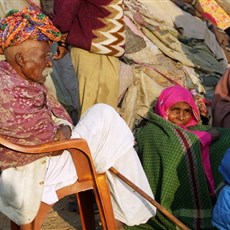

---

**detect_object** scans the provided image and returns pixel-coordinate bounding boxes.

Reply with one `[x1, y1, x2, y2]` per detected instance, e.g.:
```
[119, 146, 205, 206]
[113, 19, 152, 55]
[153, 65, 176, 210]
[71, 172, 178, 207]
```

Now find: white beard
[42, 67, 53, 78]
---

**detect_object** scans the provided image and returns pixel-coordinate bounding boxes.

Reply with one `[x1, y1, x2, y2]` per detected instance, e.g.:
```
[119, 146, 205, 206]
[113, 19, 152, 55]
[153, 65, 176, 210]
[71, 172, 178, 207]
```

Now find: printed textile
[0, 61, 72, 170]
[199, 0, 230, 30]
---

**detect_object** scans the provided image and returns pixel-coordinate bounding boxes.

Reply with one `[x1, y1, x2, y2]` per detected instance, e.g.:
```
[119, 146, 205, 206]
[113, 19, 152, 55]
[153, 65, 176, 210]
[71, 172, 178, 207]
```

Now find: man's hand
[48, 125, 72, 156]
[53, 32, 69, 60]
[54, 125, 72, 141]
[52, 46, 69, 60]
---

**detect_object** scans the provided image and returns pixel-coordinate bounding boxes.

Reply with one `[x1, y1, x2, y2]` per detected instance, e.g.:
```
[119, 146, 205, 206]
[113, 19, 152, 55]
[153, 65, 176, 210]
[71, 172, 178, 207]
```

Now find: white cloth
[43, 103, 156, 225]
[71, 103, 156, 225]
[0, 157, 47, 225]
[0, 103, 156, 226]
[41, 151, 77, 204]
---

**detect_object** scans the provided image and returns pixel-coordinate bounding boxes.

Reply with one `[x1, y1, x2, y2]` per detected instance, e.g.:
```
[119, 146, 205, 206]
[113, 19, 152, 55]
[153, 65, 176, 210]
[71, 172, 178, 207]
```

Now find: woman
[126, 85, 230, 229]
[155, 86, 219, 196]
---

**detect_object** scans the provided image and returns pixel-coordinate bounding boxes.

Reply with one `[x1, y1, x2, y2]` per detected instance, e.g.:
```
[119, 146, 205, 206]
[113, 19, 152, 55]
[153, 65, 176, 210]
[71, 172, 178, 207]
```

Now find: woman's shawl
[125, 111, 230, 230]
[0, 61, 72, 170]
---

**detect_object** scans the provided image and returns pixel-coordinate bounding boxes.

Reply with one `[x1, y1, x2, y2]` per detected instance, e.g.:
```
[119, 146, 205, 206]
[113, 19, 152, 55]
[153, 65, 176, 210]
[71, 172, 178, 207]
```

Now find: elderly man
[0, 0, 79, 124]
[0, 7, 156, 229]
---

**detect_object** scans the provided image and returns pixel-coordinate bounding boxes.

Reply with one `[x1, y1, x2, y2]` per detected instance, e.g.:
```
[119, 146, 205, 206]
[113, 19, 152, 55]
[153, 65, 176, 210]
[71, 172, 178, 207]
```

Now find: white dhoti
[43, 103, 156, 226]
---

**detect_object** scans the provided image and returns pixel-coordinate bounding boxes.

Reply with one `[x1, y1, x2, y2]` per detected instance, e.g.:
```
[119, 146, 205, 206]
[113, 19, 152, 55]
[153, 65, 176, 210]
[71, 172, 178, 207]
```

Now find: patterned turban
[0, 6, 61, 53]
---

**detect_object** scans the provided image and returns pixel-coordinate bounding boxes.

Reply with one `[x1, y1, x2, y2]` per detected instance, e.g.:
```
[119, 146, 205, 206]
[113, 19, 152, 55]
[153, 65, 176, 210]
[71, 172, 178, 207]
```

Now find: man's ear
[15, 52, 25, 67]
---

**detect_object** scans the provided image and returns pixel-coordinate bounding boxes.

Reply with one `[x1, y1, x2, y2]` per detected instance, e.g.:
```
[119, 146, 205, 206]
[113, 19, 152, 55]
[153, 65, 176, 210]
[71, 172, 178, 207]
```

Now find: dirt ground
[0, 196, 102, 230]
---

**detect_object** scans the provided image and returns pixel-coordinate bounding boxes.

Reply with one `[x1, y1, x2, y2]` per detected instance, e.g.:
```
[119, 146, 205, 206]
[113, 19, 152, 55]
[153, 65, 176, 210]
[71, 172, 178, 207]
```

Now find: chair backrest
[0, 137, 116, 230]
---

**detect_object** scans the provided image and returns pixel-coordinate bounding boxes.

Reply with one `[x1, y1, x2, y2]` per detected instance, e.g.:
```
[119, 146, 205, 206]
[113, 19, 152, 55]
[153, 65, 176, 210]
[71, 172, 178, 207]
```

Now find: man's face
[167, 102, 192, 126]
[21, 40, 52, 83]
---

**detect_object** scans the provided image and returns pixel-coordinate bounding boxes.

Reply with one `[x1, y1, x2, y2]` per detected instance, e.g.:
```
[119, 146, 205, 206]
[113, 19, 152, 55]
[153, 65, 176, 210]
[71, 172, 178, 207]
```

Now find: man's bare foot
[115, 219, 125, 230]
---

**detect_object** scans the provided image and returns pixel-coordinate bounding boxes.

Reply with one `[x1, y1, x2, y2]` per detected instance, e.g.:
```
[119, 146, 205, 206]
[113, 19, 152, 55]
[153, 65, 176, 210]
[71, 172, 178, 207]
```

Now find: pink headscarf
[155, 86, 200, 127]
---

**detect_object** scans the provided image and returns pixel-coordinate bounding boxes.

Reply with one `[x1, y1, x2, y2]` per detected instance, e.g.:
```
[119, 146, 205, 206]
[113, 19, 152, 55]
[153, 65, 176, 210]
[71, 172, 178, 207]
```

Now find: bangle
[57, 41, 69, 49]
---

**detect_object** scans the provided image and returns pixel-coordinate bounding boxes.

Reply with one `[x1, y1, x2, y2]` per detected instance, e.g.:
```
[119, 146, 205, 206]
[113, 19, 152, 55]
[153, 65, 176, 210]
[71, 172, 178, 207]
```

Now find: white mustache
[42, 67, 53, 78]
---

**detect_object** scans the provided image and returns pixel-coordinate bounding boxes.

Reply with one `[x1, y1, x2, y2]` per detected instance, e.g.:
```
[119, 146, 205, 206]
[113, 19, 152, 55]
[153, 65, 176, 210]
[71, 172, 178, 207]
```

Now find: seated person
[0, 7, 156, 229]
[211, 68, 230, 128]
[155, 86, 219, 196]
[125, 85, 230, 229]
[212, 148, 230, 230]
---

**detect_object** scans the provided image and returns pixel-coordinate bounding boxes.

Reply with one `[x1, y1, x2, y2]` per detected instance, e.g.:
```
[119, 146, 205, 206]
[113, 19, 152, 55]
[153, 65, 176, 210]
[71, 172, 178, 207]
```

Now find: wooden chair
[0, 136, 116, 230]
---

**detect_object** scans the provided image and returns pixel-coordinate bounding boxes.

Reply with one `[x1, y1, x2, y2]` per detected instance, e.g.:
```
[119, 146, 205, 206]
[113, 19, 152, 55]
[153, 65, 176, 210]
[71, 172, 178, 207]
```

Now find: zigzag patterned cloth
[125, 111, 230, 230]
[90, 0, 125, 57]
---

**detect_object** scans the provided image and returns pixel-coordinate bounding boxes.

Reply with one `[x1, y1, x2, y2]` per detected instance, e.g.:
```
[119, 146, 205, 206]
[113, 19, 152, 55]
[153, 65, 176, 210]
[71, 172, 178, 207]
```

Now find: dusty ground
[0, 196, 102, 230]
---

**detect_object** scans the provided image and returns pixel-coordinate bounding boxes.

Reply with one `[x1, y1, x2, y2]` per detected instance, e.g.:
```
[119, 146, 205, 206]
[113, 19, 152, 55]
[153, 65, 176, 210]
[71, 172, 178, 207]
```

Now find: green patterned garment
[125, 111, 230, 230]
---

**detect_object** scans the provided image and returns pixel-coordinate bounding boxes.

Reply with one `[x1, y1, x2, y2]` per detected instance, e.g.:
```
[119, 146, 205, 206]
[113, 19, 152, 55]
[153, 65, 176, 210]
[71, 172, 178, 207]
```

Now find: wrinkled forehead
[4, 39, 51, 61]
[168, 101, 192, 110]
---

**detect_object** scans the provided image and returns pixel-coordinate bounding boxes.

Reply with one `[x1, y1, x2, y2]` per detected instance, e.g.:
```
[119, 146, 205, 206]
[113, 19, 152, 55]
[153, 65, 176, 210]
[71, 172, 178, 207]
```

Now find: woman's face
[167, 102, 192, 126]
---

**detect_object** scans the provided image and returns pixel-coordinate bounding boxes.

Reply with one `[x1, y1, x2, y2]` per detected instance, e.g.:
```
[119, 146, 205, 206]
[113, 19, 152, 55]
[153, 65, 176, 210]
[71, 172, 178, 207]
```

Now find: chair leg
[11, 221, 20, 230]
[32, 202, 53, 230]
[11, 221, 33, 230]
[11, 202, 52, 230]
[94, 174, 116, 230]
[76, 190, 96, 230]
[19, 224, 33, 230]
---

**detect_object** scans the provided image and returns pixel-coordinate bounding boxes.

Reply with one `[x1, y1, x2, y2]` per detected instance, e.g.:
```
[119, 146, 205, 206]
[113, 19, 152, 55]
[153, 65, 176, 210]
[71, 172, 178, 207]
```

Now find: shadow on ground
[0, 196, 102, 230]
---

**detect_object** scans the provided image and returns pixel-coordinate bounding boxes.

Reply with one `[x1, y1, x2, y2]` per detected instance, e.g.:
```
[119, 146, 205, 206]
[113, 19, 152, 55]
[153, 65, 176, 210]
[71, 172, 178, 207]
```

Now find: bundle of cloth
[118, 0, 229, 130]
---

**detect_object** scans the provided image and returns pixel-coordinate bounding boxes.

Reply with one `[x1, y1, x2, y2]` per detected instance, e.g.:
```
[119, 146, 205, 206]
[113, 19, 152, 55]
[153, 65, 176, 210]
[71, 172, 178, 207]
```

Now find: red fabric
[52, 0, 113, 50]
[201, 12, 218, 26]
